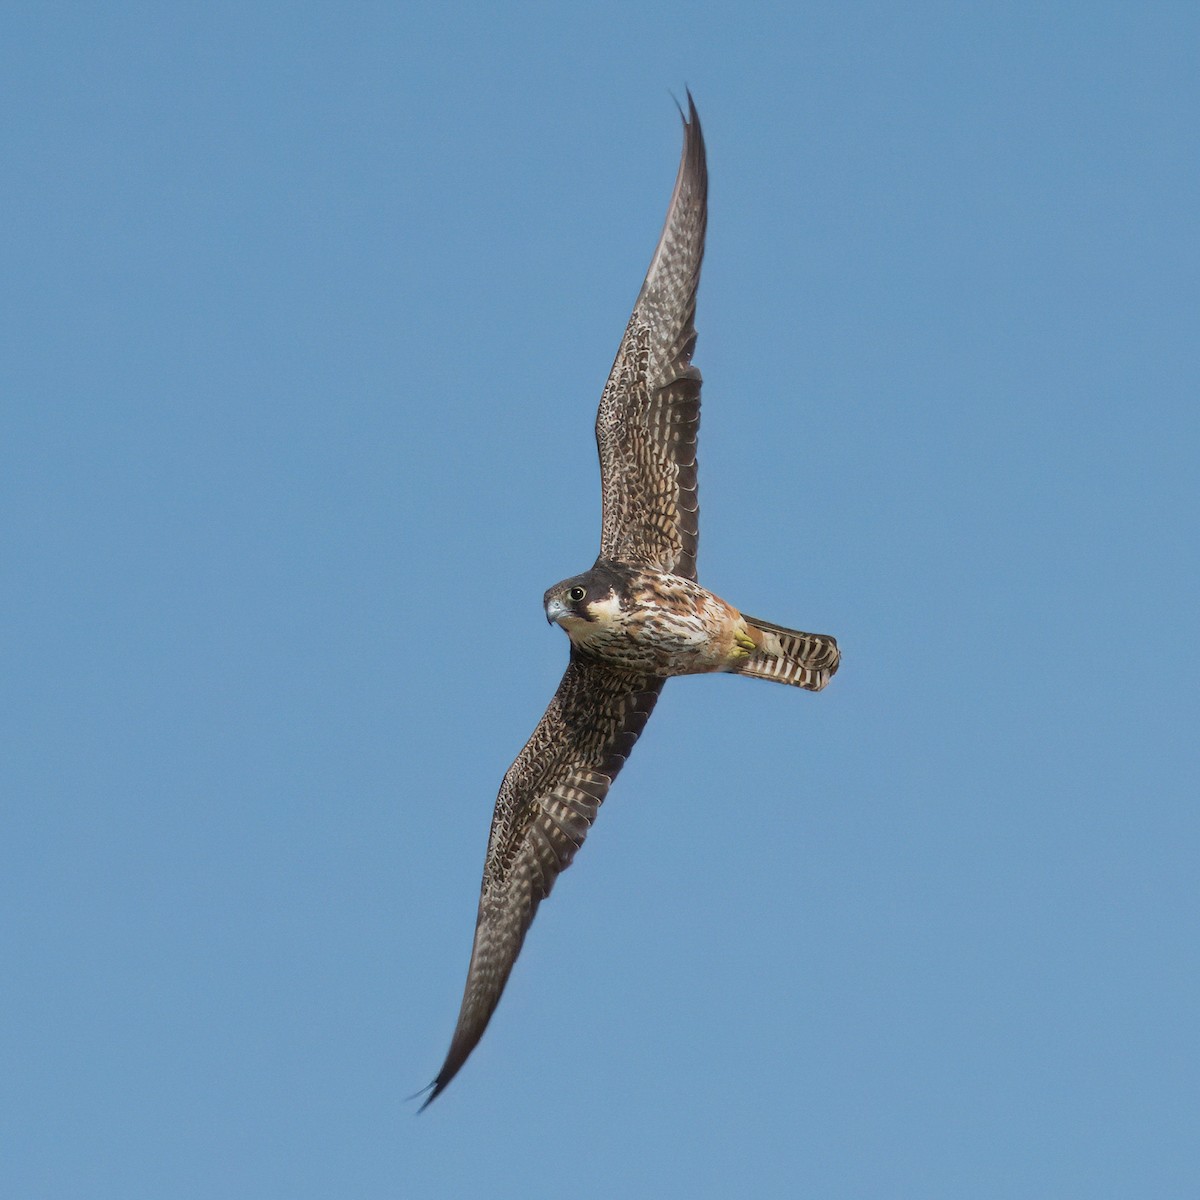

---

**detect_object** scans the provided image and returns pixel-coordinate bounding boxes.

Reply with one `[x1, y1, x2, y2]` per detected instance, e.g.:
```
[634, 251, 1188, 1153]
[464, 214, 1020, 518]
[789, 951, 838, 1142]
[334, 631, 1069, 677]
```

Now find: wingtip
[672, 86, 701, 131]
[413, 1029, 479, 1112]
[666, 88, 706, 197]
[408, 1078, 442, 1113]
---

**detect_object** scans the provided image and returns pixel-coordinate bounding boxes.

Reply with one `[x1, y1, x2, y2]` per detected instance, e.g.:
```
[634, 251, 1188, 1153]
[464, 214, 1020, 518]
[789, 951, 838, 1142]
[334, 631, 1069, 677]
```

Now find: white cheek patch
[584, 594, 623, 626]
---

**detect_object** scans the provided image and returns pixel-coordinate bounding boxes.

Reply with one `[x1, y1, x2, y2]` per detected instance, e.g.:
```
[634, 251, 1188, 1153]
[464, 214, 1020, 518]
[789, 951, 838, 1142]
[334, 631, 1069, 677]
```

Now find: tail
[735, 615, 840, 692]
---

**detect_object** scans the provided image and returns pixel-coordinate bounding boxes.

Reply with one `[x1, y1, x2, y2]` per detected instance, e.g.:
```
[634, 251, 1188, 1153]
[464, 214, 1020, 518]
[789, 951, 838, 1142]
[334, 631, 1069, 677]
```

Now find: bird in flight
[420, 95, 839, 1108]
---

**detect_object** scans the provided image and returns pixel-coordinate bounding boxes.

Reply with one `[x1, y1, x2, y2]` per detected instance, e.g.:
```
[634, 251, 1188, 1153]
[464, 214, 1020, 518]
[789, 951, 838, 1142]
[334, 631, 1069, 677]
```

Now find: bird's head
[543, 566, 623, 632]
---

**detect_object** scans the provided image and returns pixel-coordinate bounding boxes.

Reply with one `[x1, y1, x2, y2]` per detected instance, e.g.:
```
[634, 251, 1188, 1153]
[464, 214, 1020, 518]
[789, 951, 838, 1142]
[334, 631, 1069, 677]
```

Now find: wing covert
[596, 94, 707, 581]
[422, 655, 663, 1106]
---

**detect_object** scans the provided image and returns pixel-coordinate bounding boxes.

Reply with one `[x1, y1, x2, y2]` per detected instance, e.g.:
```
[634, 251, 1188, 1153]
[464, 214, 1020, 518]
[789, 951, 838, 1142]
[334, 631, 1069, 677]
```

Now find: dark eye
[567, 585, 586, 603]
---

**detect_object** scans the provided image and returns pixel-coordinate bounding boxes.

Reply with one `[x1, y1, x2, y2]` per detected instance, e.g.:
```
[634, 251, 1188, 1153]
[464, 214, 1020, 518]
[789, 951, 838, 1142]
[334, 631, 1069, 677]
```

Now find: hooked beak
[545, 596, 567, 626]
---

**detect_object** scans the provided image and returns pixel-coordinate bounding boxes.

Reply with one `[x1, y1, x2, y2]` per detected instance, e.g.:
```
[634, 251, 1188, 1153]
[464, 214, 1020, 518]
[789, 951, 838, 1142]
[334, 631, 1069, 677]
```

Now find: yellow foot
[733, 627, 757, 657]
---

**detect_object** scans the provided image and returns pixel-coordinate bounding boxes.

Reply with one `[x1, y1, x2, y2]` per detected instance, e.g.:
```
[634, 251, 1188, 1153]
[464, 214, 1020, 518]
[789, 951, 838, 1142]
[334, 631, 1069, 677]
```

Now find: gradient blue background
[4, 4, 1197, 1197]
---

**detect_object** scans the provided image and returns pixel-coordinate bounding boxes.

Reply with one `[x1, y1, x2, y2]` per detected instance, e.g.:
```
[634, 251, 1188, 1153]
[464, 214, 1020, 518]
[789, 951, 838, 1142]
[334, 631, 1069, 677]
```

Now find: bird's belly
[571, 580, 742, 676]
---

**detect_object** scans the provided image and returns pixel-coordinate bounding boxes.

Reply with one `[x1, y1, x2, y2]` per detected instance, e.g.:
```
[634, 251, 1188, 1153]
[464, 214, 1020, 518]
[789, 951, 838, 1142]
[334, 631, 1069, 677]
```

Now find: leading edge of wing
[419, 655, 664, 1109]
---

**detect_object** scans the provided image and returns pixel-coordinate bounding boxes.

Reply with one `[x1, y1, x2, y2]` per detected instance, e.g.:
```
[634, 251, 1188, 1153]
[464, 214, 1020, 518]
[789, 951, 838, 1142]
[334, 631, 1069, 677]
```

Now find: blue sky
[3, 3, 1197, 1197]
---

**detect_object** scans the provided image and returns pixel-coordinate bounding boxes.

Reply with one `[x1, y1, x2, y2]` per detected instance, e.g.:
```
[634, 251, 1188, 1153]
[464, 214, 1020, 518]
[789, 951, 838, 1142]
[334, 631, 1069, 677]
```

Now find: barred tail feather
[735, 615, 840, 692]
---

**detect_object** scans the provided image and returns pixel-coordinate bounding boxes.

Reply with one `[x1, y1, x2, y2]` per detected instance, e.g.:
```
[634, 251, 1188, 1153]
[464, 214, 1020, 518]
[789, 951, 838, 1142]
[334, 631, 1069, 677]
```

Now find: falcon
[420, 96, 839, 1107]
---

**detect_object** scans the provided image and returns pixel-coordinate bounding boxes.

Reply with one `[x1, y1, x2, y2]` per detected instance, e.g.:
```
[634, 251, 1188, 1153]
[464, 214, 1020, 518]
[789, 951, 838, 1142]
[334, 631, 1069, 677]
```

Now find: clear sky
[3, 4, 1197, 1197]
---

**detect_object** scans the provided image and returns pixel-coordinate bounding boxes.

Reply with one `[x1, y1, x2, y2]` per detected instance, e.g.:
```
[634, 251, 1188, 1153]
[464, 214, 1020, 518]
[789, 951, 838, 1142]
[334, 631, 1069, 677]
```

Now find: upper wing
[596, 95, 707, 581]
[422, 655, 663, 1107]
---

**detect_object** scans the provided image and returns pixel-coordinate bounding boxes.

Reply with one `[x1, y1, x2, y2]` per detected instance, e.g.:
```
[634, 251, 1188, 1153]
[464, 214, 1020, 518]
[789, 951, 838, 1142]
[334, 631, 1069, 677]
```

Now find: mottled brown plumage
[596, 101, 705, 582]
[421, 95, 839, 1108]
[423, 657, 662, 1105]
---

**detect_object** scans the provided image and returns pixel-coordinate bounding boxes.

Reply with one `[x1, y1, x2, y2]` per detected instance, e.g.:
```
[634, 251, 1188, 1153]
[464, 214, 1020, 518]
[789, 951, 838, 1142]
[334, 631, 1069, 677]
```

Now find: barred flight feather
[736, 616, 841, 692]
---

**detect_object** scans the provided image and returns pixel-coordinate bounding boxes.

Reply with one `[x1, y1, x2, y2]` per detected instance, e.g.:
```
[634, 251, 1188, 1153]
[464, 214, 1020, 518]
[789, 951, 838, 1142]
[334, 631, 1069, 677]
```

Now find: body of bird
[545, 559, 752, 676]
